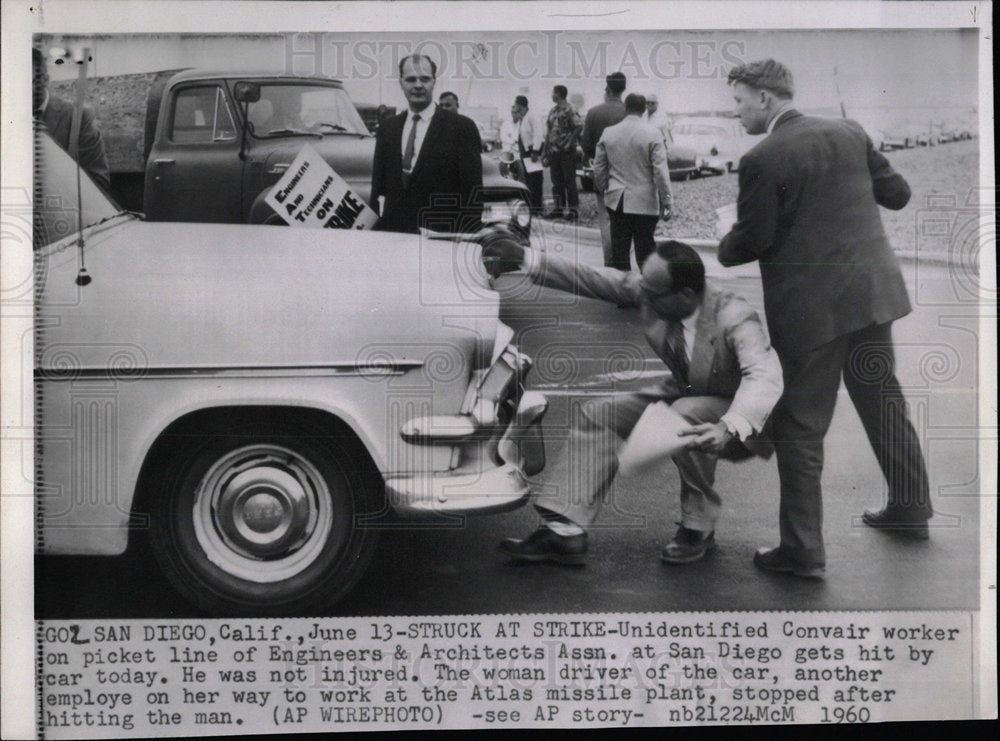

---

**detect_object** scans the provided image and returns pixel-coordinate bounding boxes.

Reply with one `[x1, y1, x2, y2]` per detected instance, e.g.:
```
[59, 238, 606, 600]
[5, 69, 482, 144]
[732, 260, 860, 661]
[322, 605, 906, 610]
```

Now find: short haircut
[606, 71, 627, 95]
[552, 84, 568, 99]
[439, 91, 458, 102]
[514, 95, 528, 108]
[398, 54, 438, 78]
[655, 240, 706, 294]
[624, 93, 646, 115]
[727, 59, 794, 99]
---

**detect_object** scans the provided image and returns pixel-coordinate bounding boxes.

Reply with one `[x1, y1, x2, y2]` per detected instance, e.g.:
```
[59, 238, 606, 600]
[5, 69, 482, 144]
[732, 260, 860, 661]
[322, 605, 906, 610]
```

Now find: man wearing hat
[483, 236, 783, 565]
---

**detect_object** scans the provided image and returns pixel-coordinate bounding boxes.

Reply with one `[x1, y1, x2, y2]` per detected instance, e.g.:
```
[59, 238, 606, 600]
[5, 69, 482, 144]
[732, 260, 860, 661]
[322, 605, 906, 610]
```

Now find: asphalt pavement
[36, 219, 983, 618]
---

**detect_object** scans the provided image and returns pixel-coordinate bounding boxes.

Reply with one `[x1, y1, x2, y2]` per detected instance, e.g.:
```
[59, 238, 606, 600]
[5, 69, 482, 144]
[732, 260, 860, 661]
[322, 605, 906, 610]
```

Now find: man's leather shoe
[862, 508, 930, 540]
[661, 526, 716, 564]
[753, 547, 825, 580]
[499, 526, 587, 565]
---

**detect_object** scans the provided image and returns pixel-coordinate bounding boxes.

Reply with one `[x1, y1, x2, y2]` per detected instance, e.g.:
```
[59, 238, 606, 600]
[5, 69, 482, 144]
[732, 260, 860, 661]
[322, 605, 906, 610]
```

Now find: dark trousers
[771, 321, 932, 566]
[548, 150, 579, 215]
[524, 169, 544, 213]
[607, 199, 658, 271]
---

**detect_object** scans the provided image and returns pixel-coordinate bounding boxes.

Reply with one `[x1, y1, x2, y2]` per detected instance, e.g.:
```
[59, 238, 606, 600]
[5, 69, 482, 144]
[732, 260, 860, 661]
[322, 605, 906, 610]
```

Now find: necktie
[403, 113, 420, 173]
[666, 320, 689, 385]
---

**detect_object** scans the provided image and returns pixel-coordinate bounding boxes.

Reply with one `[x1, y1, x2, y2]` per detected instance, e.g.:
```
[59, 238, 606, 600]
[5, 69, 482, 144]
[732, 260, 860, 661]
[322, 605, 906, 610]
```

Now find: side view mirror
[233, 81, 261, 103]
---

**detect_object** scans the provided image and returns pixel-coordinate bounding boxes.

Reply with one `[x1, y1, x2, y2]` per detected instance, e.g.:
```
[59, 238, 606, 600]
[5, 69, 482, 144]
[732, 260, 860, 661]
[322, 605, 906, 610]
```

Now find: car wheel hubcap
[193, 444, 336, 583]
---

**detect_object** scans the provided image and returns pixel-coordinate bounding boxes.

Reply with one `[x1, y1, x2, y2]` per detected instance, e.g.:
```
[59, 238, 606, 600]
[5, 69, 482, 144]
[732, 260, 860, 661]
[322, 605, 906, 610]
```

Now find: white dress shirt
[401, 103, 436, 170]
[766, 104, 794, 135]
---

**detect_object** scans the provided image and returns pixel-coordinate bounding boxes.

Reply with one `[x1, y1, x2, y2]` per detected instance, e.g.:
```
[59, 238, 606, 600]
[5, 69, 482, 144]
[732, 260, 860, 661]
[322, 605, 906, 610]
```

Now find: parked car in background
[670, 116, 762, 174]
[476, 120, 502, 152]
[34, 129, 548, 616]
[880, 121, 914, 149]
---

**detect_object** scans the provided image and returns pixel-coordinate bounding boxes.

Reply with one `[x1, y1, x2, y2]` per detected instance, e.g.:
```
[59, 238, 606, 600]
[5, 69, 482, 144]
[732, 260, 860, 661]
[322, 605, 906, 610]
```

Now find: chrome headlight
[482, 198, 532, 236]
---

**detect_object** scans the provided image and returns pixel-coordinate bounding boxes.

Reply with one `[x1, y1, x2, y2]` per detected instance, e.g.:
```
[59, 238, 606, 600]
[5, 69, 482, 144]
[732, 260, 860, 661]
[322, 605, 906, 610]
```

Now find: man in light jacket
[593, 94, 672, 271]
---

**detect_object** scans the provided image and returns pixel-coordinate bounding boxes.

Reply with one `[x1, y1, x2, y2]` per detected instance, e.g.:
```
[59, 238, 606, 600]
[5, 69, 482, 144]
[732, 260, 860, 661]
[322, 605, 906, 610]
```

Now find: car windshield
[246, 84, 369, 137]
[35, 131, 122, 247]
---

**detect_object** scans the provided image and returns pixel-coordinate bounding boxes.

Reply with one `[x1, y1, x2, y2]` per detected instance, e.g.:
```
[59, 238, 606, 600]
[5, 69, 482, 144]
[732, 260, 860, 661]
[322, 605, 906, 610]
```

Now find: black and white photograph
[2, 1, 995, 736]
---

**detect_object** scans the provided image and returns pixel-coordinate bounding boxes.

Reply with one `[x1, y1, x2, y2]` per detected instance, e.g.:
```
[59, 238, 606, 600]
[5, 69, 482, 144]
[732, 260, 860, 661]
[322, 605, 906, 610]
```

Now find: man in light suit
[593, 94, 673, 271]
[718, 59, 932, 579]
[483, 237, 783, 565]
[371, 55, 483, 234]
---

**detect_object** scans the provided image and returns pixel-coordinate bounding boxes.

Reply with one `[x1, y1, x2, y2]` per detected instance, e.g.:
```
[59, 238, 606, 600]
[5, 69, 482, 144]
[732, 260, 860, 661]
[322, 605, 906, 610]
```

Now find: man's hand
[530, 151, 539, 163]
[661, 204, 673, 222]
[479, 227, 526, 277]
[678, 422, 732, 455]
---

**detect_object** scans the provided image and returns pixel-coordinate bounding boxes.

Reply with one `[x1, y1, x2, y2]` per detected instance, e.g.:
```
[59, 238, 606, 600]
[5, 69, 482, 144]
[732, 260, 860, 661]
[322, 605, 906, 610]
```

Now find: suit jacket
[580, 98, 625, 161]
[523, 250, 783, 456]
[593, 116, 672, 216]
[41, 95, 111, 193]
[718, 110, 912, 357]
[371, 106, 483, 234]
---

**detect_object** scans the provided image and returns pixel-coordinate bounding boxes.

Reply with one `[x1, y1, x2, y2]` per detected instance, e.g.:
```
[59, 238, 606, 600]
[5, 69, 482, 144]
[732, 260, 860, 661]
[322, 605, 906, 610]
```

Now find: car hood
[36, 219, 501, 372]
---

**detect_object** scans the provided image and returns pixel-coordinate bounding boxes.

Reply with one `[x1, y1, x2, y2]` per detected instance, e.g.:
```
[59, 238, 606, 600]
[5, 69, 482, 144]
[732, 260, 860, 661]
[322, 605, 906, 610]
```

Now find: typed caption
[37, 611, 978, 736]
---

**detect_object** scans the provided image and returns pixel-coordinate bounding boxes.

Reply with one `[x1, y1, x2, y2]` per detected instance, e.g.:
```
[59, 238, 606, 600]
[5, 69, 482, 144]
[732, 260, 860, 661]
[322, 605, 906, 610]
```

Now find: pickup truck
[58, 69, 531, 236]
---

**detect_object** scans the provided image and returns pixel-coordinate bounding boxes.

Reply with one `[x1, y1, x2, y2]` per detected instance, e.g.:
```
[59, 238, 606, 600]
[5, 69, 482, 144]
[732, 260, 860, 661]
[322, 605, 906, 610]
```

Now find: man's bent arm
[865, 131, 911, 210]
[719, 298, 783, 432]
[717, 151, 780, 266]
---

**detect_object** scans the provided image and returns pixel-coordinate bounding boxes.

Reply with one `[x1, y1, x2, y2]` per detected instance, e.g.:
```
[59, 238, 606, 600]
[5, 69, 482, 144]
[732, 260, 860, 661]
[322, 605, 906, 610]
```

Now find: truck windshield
[35, 131, 123, 247]
[246, 84, 369, 137]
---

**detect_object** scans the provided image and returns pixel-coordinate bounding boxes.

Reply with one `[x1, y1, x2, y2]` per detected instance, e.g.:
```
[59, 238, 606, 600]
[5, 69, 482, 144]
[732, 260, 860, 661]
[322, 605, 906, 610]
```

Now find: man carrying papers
[482, 237, 783, 565]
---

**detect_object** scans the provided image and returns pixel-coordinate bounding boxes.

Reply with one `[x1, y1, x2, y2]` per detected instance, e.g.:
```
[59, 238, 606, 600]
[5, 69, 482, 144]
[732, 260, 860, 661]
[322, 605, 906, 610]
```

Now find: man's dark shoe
[753, 547, 825, 580]
[661, 526, 716, 564]
[499, 526, 587, 565]
[862, 508, 930, 540]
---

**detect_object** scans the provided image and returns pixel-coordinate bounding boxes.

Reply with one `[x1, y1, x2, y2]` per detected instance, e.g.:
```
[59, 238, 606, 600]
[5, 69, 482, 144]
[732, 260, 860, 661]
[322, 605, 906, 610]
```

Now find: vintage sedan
[34, 131, 547, 616]
[670, 116, 763, 175]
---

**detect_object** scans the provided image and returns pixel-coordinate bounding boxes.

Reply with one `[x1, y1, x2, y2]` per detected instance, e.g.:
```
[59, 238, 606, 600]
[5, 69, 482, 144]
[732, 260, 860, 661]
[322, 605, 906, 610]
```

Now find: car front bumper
[385, 390, 548, 515]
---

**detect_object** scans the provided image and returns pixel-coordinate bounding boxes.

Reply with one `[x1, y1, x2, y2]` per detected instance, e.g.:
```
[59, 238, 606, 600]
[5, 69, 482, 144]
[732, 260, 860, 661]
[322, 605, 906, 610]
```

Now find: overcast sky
[40, 28, 977, 119]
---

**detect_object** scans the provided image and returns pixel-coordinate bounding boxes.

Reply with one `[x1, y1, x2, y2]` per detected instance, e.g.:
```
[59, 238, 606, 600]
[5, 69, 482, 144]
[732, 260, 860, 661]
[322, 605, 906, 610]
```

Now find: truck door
[144, 83, 243, 222]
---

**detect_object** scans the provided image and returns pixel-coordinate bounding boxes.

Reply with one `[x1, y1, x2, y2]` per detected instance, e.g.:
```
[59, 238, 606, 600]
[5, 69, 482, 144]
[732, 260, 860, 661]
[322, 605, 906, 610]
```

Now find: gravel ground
[573, 138, 980, 254]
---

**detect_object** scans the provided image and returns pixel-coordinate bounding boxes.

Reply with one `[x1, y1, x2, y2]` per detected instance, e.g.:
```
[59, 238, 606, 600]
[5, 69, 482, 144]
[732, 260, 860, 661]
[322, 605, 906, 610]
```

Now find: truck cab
[143, 70, 531, 234]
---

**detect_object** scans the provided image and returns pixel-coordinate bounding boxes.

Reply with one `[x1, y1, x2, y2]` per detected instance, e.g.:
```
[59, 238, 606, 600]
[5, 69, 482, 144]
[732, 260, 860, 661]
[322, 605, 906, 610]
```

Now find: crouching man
[482, 237, 783, 565]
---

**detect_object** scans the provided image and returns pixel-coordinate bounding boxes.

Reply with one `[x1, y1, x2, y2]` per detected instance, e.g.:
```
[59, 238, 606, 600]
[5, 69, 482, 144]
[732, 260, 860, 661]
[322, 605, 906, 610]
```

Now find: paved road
[36, 223, 984, 617]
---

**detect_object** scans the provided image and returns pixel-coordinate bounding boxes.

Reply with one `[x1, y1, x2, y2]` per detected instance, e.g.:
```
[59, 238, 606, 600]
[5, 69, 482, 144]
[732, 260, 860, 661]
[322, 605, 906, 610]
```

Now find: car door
[144, 82, 243, 222]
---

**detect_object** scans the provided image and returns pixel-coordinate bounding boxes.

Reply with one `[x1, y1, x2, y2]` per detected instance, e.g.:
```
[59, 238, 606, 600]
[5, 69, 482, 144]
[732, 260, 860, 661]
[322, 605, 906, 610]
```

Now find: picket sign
[264, 143, 378, 229]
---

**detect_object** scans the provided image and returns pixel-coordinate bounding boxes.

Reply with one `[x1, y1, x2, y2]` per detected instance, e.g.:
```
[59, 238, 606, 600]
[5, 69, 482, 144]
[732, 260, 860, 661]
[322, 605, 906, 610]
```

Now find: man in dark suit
[32, 47, 111, 193]
[371, 55, 483, 235]
[581, 71, 627, 264]
[483, 237, 783, 565]
[718, 59, 933, 579]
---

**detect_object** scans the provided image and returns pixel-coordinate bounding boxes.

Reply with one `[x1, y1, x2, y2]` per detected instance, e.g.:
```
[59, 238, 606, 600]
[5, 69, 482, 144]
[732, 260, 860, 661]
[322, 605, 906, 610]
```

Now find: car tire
[149, 417, 381, 616]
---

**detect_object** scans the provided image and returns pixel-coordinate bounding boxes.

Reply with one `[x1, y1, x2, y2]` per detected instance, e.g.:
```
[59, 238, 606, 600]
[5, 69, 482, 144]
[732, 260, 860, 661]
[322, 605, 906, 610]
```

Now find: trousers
[607, 200, 658, 271]
[548, 150, 579, 214]
[771, 321, 932, 566]
[532, 387, 733, 531]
